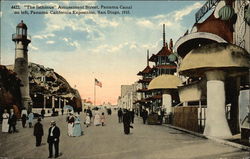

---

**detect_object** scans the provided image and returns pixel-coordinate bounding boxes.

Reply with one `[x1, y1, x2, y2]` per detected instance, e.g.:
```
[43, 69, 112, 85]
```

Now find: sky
[0, 0, 206, 105]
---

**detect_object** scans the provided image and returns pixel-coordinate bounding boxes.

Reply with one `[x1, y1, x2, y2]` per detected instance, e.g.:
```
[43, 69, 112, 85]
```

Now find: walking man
[86, 107, 92, 121]
[130, 109, 135, 124]
[142, 109, 148, 124]
[21, 108, 28, 128]
[8, 109, 17, 133]
[123, 109, 131, 135]
[41, 108, 45, 119]
[118, 108, 123, 123]
[47, 121, 60, 158]
[33, 118, 44, 147]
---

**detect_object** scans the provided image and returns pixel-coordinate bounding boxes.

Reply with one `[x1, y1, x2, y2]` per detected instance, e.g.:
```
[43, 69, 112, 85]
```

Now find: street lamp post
[43, 95, 46, 109]
[59, 97, 61, 109]
[52, 96, 55, 109]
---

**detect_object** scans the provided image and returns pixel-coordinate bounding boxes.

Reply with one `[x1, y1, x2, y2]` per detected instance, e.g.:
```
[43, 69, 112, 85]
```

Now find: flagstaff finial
[147, 50, 149, 66]
[163, 24, 166, 47]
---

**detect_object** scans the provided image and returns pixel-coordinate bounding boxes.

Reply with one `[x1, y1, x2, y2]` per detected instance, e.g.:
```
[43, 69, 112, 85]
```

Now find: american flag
[95, 78, 102, 88]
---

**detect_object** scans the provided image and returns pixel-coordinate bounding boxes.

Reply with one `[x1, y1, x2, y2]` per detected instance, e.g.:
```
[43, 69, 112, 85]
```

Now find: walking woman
[2, 109, 9, 133]
[85, 113, 91, 127]
[73, 114, 83, 137]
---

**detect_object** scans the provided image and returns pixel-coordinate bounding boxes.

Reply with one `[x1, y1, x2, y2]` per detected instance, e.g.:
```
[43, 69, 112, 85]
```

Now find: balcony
[12, 33, 31, 42]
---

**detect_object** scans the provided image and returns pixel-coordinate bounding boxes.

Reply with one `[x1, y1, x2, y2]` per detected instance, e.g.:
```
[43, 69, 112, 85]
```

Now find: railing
[197, 105, 207, 133]
[12, 33, 31, 41]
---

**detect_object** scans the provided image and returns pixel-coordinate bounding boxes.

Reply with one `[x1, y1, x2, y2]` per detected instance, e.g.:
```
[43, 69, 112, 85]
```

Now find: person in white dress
[67, 113, 74, 136]
[93, 111, 101, 126]
[85, 113, 91, 127]
[2, 109, 10, 133]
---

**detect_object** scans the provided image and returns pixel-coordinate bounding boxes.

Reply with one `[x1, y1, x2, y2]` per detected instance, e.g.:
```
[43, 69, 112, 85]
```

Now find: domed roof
[174, 13, 233, 58]
[17, 20, 27, 29]
[148, 75, 182, 90]
[179, 43, 250, 77]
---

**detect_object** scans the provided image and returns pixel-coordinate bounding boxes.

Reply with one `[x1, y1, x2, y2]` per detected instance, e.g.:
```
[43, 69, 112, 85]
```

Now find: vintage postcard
[0, 0, 250, 158]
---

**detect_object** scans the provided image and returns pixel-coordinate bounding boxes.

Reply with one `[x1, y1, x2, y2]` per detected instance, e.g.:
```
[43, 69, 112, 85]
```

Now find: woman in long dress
[85, 113, 91, 127]
[93, 111, 101, 126]
[73, 114, 83, 137]
[67, 113, 75, 136]
[28, 112, 34, 128]
[2, 109, 9, 133]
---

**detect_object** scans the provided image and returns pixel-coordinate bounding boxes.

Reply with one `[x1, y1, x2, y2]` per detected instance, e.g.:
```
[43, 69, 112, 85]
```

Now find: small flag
[95, 78, 102, 88]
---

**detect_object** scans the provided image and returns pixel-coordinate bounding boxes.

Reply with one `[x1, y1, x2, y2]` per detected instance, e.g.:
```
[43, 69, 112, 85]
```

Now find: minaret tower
[12, 20, 31, 111]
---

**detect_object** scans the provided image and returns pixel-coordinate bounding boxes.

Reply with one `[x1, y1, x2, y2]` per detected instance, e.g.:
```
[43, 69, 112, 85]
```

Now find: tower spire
[163, 24, 166, 47]
[147, 50, 149, 66]
[169, 38, 173, 52]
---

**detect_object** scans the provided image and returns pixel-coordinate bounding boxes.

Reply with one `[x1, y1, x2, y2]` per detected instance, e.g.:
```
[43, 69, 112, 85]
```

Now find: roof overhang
[148, 75, 182, 90]
[179, 43, 250, 77]
[174, 32, 227, 58]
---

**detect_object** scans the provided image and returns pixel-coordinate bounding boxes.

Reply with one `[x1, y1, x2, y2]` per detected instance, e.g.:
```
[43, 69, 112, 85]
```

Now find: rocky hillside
[5, 63, 82, 111]
[0, 65, 22, 115]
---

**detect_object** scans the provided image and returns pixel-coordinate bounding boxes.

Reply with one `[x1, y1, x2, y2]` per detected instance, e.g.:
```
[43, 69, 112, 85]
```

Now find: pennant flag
[95, 78, 102, 88]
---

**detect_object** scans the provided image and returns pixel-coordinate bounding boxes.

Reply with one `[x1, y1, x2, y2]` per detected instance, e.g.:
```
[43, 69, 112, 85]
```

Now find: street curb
[162, 124, 250, 151]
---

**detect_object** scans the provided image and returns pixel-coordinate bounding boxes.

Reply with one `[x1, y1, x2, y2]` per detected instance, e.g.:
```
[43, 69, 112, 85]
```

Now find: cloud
[29, 44, 38, 51]
[63, 37, 69, 42]
[33, 33, 55, 39]
[91, 42, 130, 54]
[136, 19, 154, 28]
[174, 2, 203, 21]
[46, 41, 55, 44]
[62, 38, 80, 48]
[69, 41, 80, 48]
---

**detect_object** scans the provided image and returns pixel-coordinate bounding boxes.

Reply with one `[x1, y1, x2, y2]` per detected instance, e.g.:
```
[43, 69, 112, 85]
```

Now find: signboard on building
[195, 0, 220, 22]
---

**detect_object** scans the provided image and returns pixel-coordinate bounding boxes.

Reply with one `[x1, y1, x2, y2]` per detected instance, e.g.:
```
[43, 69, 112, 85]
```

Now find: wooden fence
[173, 106, 199, 132]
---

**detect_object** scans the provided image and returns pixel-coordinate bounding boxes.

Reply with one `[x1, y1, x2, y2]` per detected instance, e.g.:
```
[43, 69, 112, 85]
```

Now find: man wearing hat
[33, 118, 44, 147]
[47, 121, 60, 158]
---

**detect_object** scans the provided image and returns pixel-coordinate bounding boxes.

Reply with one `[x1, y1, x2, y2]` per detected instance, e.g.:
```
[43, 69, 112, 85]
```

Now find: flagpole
[94, 79, 96, 106]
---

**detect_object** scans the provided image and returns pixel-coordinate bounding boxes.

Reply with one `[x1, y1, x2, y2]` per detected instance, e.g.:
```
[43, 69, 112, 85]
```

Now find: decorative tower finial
[147, 50, 149, 66]
[163, 24, 166, 47]
[169, 39, 173, 52]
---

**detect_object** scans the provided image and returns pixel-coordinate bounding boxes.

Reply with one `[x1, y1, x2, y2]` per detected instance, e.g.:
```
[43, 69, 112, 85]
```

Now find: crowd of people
[117, 108, 137, 135]
[1, 106, 161, 158]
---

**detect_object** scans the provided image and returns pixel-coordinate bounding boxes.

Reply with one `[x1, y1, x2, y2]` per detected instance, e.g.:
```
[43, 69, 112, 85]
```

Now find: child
[85, 113, 91, 127]
[100, 112, 105, 126]
[33, 118, 43, 146]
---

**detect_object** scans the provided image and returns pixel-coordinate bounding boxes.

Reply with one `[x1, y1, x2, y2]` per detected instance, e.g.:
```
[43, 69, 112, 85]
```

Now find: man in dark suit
[118, 108, 123, 123]
[8, 109, 17, 133]
[123, 109, 132, 135]
[142, 109, 148, 124]
[86, 107, 92, 120]
[47, 121, 60, 158]
[33, 118, 44, 146]
[41, 108, 45, 119]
